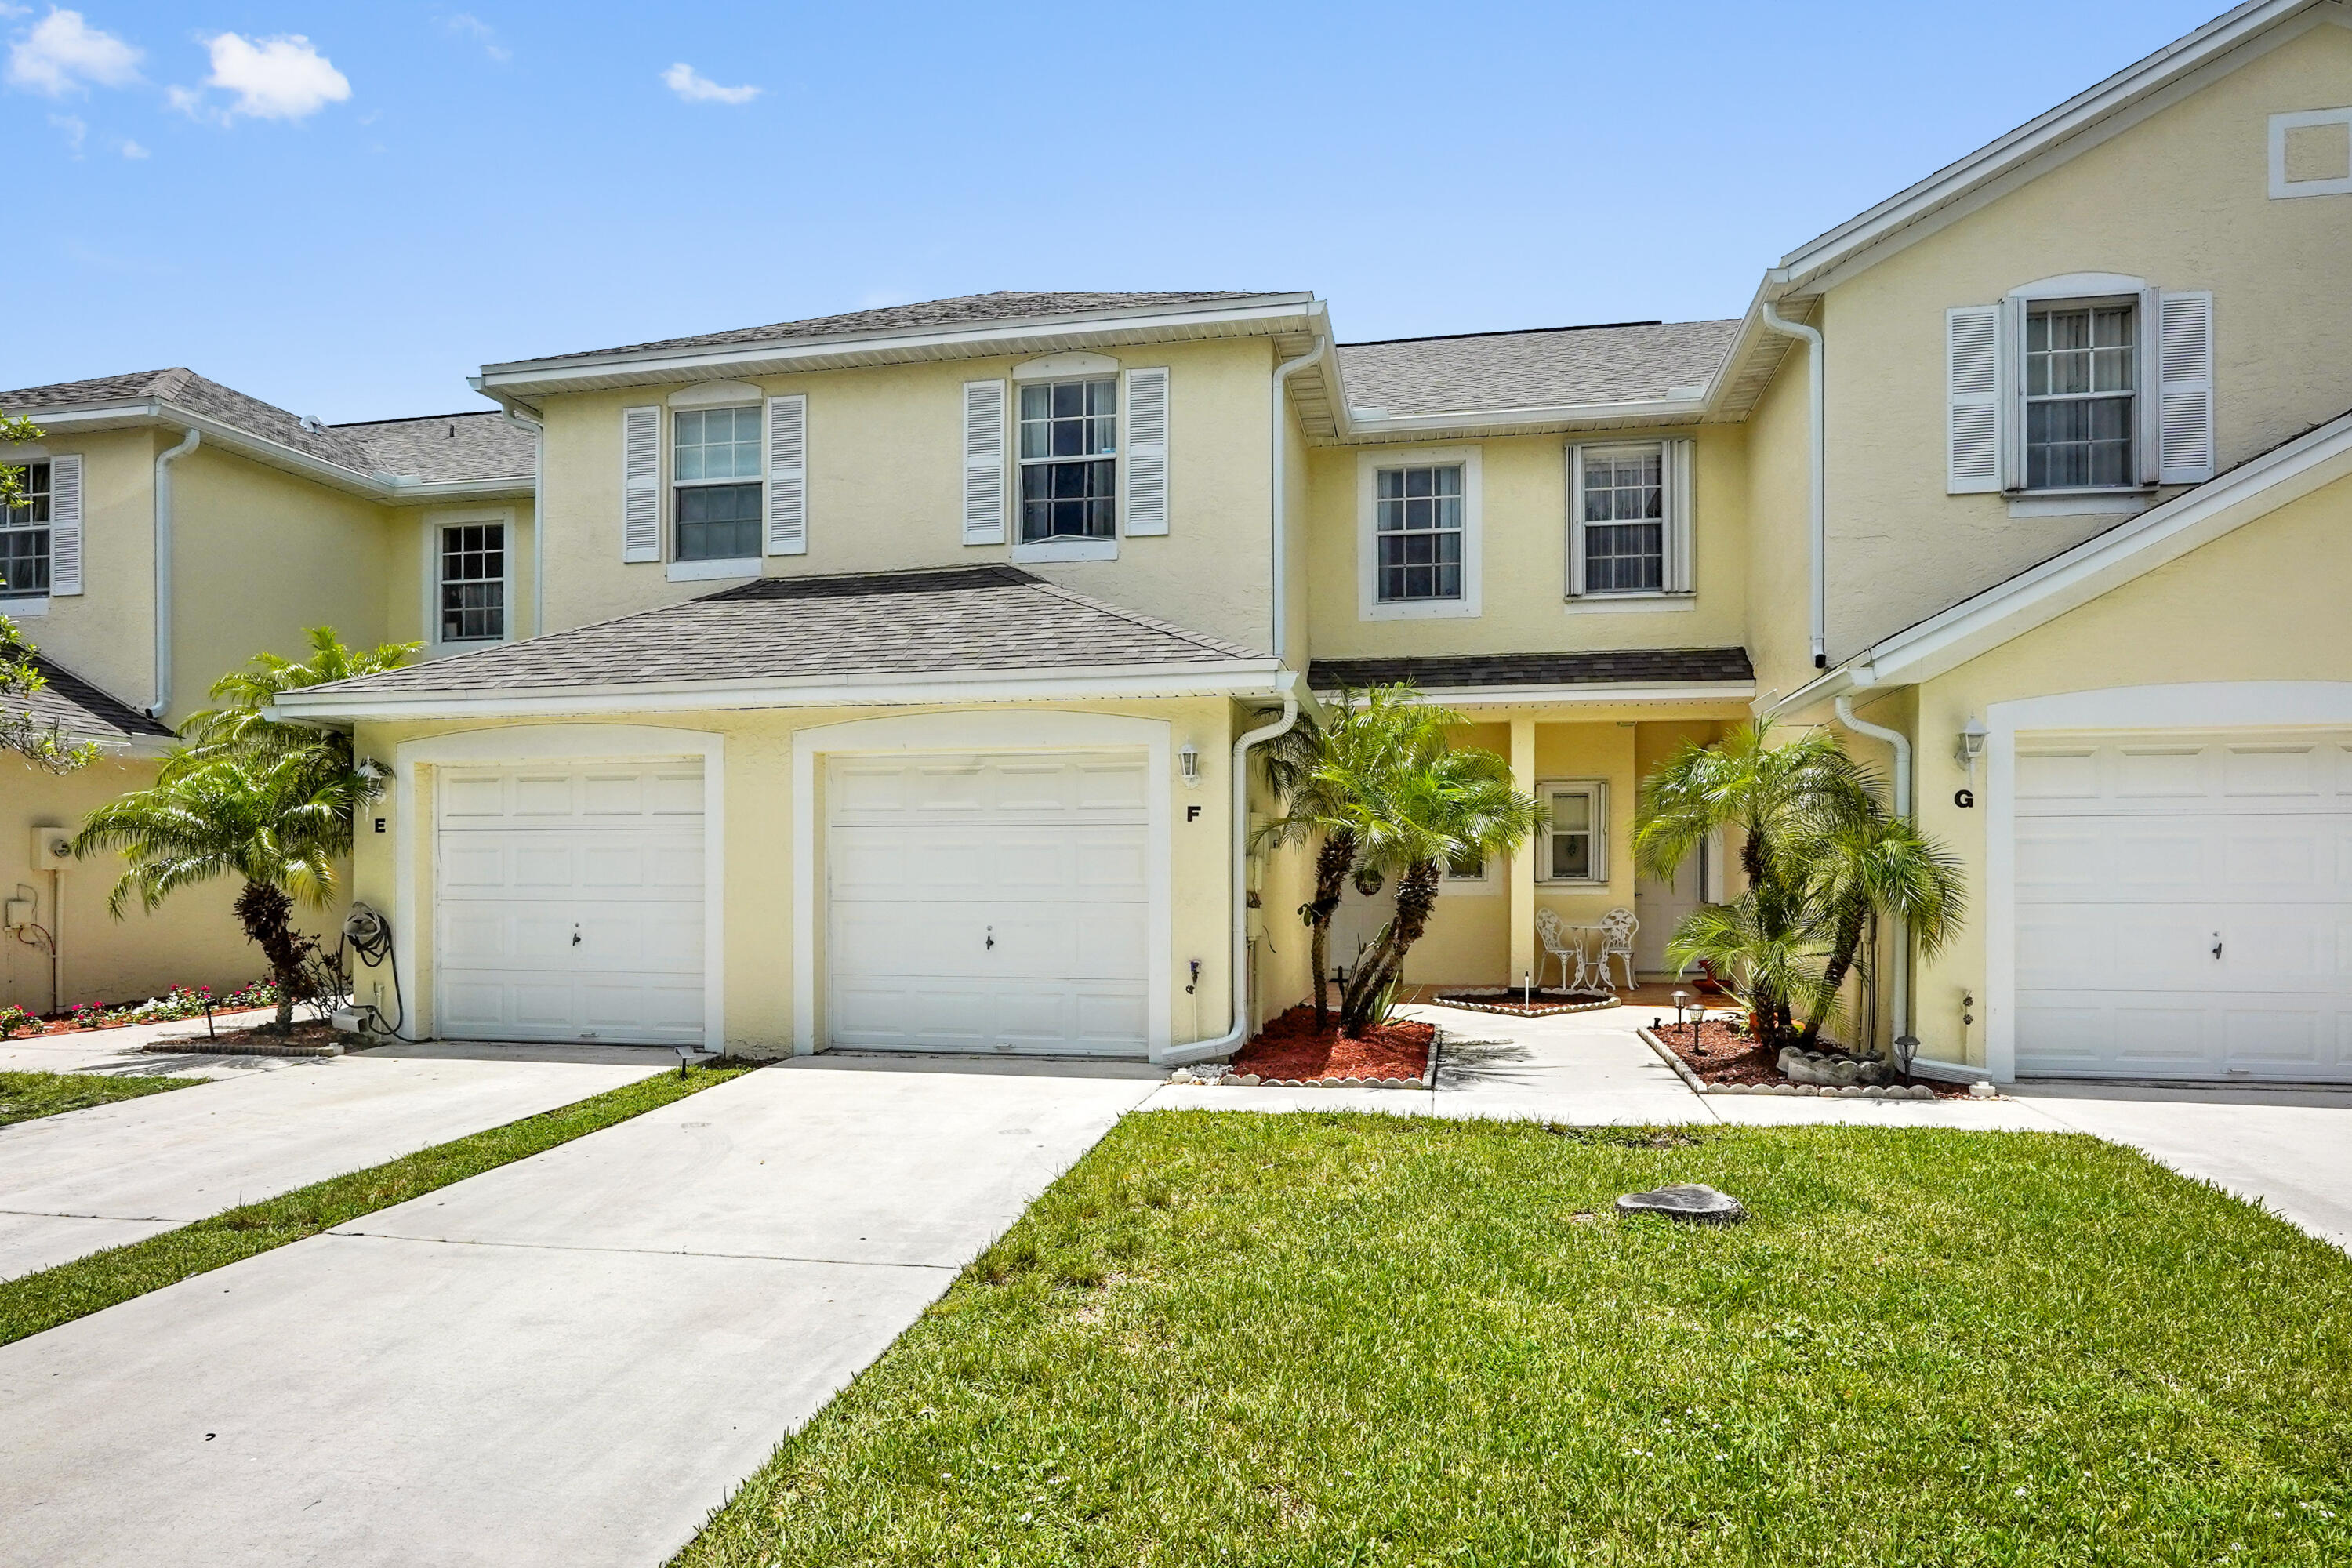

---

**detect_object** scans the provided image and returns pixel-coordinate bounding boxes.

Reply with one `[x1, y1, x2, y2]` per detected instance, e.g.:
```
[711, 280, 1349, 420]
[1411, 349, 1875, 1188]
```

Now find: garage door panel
[826, 752, 1151, 1056]
[434, 762, 705, 1047]
[2016, 728, 2352, 1081]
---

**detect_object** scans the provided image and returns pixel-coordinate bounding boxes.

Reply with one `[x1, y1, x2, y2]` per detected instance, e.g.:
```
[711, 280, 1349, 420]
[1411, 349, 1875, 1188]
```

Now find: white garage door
[826, 750, 1150, 1056]
[2014, 729, 2352, 1081]
[435, 762, 706, 1047]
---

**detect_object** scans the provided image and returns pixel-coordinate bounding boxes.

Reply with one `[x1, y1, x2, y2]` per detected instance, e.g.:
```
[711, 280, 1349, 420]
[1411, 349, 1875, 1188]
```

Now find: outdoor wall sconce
[1955, 717, 1988, 777]
[1178, 741, 1201, 786]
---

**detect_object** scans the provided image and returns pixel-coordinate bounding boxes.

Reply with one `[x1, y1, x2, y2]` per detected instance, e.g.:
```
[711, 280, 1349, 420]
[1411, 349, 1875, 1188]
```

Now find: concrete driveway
[0, 1054, 1160, 1568]
[0, 1043, 666, 1279]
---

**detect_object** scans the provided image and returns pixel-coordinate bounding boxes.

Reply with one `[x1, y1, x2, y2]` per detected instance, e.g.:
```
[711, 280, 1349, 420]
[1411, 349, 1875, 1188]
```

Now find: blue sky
[8, 1, 2229, 422]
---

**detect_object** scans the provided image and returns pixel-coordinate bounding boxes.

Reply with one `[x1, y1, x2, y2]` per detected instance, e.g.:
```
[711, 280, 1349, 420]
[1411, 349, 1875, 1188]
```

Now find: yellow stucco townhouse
[13, 0, 2340, 1088]
[1, 368, 539, 1014]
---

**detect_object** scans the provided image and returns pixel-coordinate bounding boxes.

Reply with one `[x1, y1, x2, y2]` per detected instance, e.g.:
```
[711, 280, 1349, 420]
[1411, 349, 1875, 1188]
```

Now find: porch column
[1509, 716, 1537, 985]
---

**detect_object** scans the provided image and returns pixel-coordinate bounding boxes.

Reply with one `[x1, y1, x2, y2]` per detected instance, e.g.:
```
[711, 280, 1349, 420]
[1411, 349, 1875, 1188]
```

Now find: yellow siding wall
[350, 698, 1243, 1056]
[1303, 428, 1751, 660]
[383, 501, 540, 653]
[1911, 468, 2352, 1065]
[535, 338, 1278, 651]
[1815, 20, 2352, 658]
[3, 756, 278, 1012]
[5, 428, 161, 712]
[1741, 341, 1819, 705]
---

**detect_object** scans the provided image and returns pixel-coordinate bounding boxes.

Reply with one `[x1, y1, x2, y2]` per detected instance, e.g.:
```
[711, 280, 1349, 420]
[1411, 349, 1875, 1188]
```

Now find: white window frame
[668, 401, 764, 580]
[0, 456, 53, 612]
[419, 507, 517, 658]
[1534, 779, 1607, 886]
[1009, 371, 1121, 564]
[1438, 842, 1499, 895]
[2268, 107, 2352, 200]
[2002, 273, 2158, 505]
[1566, 439, 1693, 603]
[1356, 446, 1482, 621]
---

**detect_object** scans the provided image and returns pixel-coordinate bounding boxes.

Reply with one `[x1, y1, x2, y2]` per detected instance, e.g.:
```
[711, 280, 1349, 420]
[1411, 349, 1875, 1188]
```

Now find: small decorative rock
[1615, 1184, 1747, 1225]
[1969, 1081, 1998, 1099]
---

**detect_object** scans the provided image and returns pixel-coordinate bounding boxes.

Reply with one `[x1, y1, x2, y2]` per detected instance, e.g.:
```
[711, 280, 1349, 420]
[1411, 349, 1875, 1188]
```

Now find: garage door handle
[2212, 935, 2223, 960]
[572, 924, 583, 948]
[985, 927, 995, 951]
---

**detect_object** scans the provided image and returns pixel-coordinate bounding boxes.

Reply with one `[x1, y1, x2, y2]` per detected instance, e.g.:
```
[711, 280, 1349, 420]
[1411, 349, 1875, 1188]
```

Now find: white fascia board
[1790, 410, 2352, 706]
[4, 400, 163, 432]
[1379, 681, 1757, 707]
[478, 296, 1321, 395]
[1340, 396, 1711, 442]
[273, 660, 1290, 721]
[380, 475, 535, 505]
[1770, 0, 2316, 292]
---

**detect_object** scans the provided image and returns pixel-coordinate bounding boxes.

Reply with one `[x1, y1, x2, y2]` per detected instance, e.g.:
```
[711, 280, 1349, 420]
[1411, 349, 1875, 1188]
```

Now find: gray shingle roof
[4, 655, 174, 744]
[0, 369, 529, 485]
[1309, 648, 1755, 691]
[339, 412, 535, 483]
[532, 291, 1287, 364]
[1336, 320, 1740, 416]
[294, 566, 1271, 700]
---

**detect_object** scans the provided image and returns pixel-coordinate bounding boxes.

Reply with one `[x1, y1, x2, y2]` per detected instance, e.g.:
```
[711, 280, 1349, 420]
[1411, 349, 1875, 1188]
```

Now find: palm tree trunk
[232, 880, 307, 1032]
[1303, 829, 1356, 1030]
[1798, 900, 1869, 1048]
[1339, 860, 1440, 1036]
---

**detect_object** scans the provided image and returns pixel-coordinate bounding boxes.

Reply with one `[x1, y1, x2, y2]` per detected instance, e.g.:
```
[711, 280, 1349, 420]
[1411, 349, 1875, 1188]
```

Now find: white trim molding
[789, 709, 1174, 1058]
[666, 557, 760, 583]
[389, 723, 727, 1053]
[1356, 445, 1483, 622]
[2269, 106, 2352, 198]
[1982, 681, 2352, 1083]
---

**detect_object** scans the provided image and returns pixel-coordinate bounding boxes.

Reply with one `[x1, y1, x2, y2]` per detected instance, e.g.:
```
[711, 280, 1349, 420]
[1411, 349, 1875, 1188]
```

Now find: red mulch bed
[5, 1004, 274, 1038]
[1650, 1017, 1972, 1098]
[1233, 1004, 1434, 1084]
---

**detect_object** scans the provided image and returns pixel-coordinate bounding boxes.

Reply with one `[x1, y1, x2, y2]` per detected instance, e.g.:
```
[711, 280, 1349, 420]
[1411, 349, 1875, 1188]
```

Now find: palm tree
[1788, 808, 1967, 1048]
[1330, 710, 1541, 1038]
[166, 625, 418, 781]
[1258, 688, 1432, 1029]
[74, 752, 383, 1030]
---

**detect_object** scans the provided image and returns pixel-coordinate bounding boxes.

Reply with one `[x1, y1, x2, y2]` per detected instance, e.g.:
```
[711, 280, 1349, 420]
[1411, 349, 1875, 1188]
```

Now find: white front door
[1635, 837, 1708, 977]
[826, 750, 1150, 1056]
[434, 761, 706, 1046]
[2013, 728, 2352, 1081]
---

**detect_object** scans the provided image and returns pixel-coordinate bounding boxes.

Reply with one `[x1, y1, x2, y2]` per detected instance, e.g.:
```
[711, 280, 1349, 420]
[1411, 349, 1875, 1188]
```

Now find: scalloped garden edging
[1636, 1026, 1962, 1101]
[1428, 988, 1621, 1018]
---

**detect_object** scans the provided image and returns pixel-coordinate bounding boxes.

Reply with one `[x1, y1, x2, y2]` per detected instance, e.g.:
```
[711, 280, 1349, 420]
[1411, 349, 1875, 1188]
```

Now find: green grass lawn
[677, 1114, 2352, 1568]
[0, 1069, 194, 1127]
[0, 1060, 752, 1346]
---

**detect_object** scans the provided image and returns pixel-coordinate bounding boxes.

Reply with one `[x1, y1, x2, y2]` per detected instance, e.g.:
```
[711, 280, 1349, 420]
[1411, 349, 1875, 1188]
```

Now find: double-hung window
[672, 405, 763, 562]
[1, 461, 49, 600]
[1375, 463, 1464, 602]
[2024, 300, 2136, 490]
[1537, 781, 1606, 884]
[1018, 376, 1117, 542]
[1577, 445, 1664, 593]
[438, 522, 505, 643]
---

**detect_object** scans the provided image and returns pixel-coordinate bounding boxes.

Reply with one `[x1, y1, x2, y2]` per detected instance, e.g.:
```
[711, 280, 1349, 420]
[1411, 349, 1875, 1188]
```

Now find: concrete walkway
[0, 1042, 667, 1279]
[0, 1055, 1160, 1568]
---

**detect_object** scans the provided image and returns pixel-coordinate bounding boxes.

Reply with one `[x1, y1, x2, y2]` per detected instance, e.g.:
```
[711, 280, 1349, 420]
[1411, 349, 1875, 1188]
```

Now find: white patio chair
[1595, 907, 1639, 993]
[1534, 908, 1586, 993]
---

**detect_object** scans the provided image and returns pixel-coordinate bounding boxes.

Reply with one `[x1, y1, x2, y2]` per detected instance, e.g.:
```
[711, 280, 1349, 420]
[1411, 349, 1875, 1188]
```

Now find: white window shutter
[962, 379, 1007, 545]
[46, 452, 82, 597]
[1123, 366, 1170, 535]
[765, 394, 807, 555]
[1563, 445, 1588, 597]
[1664, 437, 1695, 593]
[1945, 305, 2002, 493]
[2156, 290, 2215, 484]
[622, 405, 661, 563]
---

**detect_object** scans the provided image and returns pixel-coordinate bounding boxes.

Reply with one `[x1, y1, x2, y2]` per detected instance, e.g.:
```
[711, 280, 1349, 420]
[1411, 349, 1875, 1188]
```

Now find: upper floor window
[0, 461, 49, 600]
[1375, 463, 1464, 602]
[1018, 376, 1116, 542]
[2025, 300, 2136, 490]
[439, 522, 505, 643]
[673, 405, 763, 562]
[1575, 445, 1664, 593]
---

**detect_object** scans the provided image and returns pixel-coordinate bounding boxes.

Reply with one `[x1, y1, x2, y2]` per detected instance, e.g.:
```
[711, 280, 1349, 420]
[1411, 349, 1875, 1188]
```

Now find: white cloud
[6, 8, 143, 96]
[185, 32, 350, 122]
[662, 62, 757, 105]
[117, 135, 144, 158]
[48, 109, 83, 151]
[444, 13, 508, 62]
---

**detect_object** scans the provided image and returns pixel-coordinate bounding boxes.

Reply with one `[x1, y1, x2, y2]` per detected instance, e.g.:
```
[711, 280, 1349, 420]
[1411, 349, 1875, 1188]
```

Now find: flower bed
[0, 982, 280, 1040]
[1648, 1016, 1970, 1098]
[1429, 986, 1617, 1018]
[1207, 1004, 1435, 1087]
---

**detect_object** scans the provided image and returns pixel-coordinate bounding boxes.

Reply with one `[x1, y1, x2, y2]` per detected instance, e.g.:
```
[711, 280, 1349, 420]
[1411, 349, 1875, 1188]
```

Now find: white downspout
[501, 409, 545, 637]
[1834, 693, 1946, 1079]
[1155, 676, 1300, 1066]
[1760, 301, 1826, 668]
[1269, 336, 1329, 666]
[147, 429, 201, 720]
